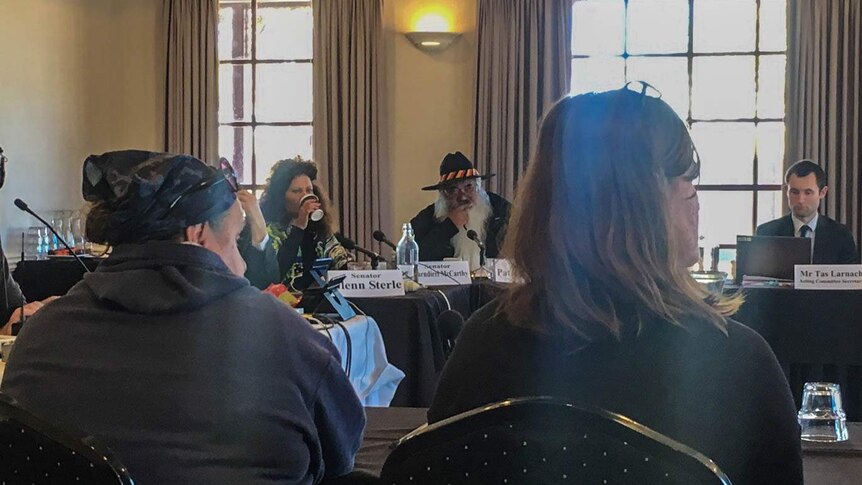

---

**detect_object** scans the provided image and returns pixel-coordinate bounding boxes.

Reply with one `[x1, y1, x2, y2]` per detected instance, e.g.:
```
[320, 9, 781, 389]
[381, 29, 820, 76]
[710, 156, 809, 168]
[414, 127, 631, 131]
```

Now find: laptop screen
[735, 235, 812, 283]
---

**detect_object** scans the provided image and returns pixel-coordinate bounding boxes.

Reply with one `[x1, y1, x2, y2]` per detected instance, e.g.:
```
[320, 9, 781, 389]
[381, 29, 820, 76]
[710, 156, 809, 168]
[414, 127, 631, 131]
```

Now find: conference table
[17, 257, 862, 416]
[0, 316, 404, 407]
[356, 406, 862, 485]
[12, 258, 502, 407]
[732, 287, 862, 421]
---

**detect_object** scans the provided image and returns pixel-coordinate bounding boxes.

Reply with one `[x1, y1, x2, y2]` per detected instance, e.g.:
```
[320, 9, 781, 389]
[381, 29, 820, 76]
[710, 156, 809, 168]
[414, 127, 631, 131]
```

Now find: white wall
[0, 0, 479, 256]
[383, 0, 477, 238]
[0, 0, 164, 260]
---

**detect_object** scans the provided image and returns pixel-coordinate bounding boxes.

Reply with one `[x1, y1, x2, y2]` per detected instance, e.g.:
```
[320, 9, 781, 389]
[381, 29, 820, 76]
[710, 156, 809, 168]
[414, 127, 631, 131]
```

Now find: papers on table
[741, 275, 794, 288]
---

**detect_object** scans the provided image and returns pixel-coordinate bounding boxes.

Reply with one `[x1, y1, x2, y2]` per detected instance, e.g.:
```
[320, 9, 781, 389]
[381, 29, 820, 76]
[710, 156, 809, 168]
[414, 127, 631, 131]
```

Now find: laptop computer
[735, 235, 812, 284]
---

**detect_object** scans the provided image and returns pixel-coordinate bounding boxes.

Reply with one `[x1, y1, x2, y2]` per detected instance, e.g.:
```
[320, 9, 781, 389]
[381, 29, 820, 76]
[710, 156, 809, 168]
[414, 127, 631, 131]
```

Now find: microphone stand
[466, 229, 492, 281]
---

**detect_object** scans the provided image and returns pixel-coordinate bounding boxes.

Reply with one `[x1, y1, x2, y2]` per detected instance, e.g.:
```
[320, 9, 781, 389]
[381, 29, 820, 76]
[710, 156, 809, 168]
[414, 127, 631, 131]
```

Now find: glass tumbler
[798, 382, 848, 442]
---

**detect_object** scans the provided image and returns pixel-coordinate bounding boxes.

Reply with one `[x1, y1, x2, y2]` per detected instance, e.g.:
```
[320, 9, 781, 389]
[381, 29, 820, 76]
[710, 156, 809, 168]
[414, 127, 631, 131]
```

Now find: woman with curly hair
[240, 157, 349, 290]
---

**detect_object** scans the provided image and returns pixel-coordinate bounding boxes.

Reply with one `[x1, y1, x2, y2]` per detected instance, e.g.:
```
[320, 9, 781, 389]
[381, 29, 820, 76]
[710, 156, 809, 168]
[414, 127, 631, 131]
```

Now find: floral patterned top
[267, 222, 350, 291]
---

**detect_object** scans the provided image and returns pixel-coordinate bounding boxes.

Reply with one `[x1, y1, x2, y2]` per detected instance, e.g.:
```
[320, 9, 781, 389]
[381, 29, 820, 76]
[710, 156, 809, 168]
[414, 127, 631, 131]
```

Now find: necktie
[800, 225, 812, 238]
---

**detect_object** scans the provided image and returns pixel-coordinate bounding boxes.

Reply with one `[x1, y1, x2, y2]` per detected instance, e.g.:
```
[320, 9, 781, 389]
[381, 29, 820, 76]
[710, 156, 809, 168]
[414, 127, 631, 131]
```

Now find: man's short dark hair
[785, 159, 827, 190]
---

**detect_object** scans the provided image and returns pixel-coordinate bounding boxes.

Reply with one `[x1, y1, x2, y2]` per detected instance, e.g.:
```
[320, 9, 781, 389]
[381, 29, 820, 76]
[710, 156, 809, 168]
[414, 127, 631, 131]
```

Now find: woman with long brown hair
[240, 157, 349, 290]
[428, 86, 802, 484]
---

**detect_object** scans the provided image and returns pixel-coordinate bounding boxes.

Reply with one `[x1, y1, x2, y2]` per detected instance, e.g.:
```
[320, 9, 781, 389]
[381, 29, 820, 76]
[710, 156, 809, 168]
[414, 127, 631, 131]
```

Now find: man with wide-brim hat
[410, 151, 511, 268]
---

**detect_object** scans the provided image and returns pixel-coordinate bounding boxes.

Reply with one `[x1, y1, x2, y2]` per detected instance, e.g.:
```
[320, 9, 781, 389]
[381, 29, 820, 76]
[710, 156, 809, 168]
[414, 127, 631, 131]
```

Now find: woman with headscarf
[428, 87, 803, 484]
[1, 150, 365, 484]
[240, 157, 349, 291]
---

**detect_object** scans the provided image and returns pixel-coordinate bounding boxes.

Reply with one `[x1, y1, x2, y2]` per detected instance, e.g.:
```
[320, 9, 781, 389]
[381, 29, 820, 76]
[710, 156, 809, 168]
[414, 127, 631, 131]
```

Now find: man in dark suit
[756, 160, 860, 264]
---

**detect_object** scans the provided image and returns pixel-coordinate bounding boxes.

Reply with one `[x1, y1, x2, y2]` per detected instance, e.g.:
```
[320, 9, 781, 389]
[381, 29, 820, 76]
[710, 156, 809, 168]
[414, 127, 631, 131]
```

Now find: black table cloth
[13, 258, 502, 407]
[348, 283, 501, 407]
[13, 258, 101, 301]
[733, 288, 862, 420]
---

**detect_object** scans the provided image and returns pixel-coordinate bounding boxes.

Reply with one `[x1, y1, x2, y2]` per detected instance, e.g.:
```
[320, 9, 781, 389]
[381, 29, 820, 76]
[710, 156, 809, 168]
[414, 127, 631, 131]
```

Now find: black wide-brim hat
[421, 151, 494, 191]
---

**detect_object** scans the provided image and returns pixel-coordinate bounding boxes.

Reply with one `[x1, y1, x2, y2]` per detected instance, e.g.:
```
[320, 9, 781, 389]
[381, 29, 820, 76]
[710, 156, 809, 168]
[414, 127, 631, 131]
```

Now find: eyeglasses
[442, 181, 477, 196]
[166, 158, 238, 212]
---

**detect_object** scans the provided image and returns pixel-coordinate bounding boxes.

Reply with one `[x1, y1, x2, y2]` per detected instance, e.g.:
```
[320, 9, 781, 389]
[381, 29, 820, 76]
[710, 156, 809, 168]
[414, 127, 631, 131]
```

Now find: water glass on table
[24, 227, 41, 260]
[798, 382, 848, 442]
[347, 261, 372, 271]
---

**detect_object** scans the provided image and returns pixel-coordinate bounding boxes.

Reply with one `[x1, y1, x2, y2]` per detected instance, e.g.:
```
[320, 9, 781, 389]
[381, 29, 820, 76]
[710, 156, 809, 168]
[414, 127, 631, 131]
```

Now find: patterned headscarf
[82, 150, 236, 244]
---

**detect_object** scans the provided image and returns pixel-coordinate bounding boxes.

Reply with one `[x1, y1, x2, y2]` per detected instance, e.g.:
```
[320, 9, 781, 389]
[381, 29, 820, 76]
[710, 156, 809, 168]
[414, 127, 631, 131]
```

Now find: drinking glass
[347, 261, 372, 271]
[798, 382, 848, 442]
[48, 210, 63, 251]
[24, 227, 41, 260]
[690, 270, 727, 295]
[70, 211, 86, 251]
[37, 227, 49, 259]
[63, 210, 76, 249]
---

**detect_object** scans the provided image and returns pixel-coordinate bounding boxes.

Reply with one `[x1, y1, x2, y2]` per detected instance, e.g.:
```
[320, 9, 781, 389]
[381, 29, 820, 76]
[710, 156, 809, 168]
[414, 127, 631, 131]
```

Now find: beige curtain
[164, 0, 219, 162]
[786, 0, 861, 256]
[313, 0, 388, 250]
[473, 0, 573, 200]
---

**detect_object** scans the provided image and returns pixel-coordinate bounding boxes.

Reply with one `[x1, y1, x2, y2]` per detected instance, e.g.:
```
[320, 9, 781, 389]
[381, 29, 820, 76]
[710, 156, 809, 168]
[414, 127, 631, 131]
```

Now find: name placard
[795, 265, 862, 290]
[416, 261, 472, 286]
[488, 258, 513, 283]
[327, 270, 405, 297]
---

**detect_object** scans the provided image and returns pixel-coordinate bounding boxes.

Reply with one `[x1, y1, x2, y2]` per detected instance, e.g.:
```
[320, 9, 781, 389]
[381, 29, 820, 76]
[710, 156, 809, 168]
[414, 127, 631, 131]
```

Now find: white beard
[434, 188, 492, 271]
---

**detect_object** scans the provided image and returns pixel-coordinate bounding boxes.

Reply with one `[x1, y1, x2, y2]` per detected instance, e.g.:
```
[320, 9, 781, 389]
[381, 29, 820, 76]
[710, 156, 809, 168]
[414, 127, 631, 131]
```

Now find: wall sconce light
[405, 11, 460, 53]
[405, 31, 460, 52]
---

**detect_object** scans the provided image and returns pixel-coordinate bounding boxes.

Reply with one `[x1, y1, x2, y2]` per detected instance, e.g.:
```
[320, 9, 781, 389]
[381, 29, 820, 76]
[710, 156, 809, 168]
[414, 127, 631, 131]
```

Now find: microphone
[14, 198, 91, 273]
[466, 229, 489, 276]
[466, 229, 485, 250]
[336, 233, 382, 270]
[436, 309, 465, 357]
[372, 230, 397, 251]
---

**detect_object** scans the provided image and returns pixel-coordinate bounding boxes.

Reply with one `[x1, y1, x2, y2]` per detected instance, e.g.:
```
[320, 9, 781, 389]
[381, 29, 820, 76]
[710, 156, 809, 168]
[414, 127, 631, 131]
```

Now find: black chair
[380, 396, 732, 485]
[0, 393, 134, 484]
[435, 309, 465, 360]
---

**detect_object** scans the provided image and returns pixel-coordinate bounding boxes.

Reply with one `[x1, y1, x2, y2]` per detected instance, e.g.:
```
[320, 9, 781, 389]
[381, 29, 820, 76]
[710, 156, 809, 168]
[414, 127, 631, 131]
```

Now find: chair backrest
[0, 393, 133, 484]
[381, 396, 732, 485]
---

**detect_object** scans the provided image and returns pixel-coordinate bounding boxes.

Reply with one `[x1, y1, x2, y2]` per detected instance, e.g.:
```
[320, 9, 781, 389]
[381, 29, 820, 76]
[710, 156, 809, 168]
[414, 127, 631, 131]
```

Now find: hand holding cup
[294, 193, 324, 229]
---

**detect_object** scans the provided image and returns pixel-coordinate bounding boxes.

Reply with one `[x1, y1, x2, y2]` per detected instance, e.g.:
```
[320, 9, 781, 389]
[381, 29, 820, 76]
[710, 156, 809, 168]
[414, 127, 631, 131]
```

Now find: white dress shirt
[791, 212, 818, 259]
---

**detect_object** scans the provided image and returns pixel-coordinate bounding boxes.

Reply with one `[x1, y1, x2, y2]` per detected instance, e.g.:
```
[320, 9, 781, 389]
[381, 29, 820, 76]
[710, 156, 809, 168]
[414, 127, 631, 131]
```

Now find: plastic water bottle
[396, 222, 419, 282]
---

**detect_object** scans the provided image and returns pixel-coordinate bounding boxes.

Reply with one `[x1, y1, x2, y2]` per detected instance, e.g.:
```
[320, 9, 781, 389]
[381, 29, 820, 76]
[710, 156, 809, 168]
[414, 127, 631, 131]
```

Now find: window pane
[572, 0, 625, 56]
[692, 56, 756, 119]
[759, 0, 787, 52]
[757, 55, 786, 118]
[218, 3, 251, 60]
[254, 126, 313, 181]
[571, 57, 625, 95]
[691, 122, 755, 184]
[626, 57, 689, 119]
[698, 191, 753, 264]
[219, 64, 252, 123]
[626, 0, 688, 54]
[757, 190, 784, 227]
[257, 5, 313, 60]
[694, 0, 756, 53]
[756, 122, 785, 184]
[219, 126, 253, 185]
[255, 63, 313, 122]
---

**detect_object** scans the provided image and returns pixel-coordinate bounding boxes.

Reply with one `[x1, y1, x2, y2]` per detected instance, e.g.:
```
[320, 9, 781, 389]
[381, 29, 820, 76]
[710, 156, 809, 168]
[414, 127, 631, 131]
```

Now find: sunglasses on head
[166, 158, 239, 212]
